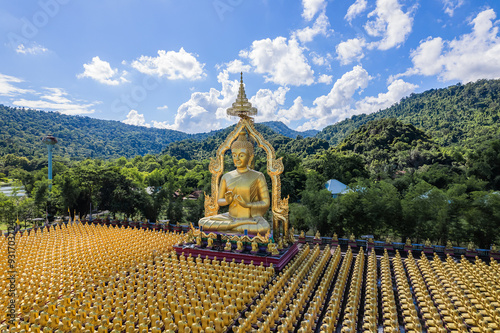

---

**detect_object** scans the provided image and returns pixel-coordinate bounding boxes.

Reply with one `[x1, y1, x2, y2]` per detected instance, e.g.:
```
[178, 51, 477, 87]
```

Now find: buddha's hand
[234, 194, 249, 208]
[224, 191, 234, 204]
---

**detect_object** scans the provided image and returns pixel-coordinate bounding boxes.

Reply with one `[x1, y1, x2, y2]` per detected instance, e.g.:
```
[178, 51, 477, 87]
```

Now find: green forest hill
[1, 79, 499, 248]
[0, 105, 317, 161]
[317, 79, 500, 148]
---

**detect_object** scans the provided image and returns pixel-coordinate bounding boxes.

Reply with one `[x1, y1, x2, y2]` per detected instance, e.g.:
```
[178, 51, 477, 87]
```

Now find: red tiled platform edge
[174, 243, 299, 271]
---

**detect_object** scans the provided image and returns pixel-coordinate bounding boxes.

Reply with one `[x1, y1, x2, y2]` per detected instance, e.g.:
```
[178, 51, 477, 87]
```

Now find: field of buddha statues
[2, 224, 500, 333]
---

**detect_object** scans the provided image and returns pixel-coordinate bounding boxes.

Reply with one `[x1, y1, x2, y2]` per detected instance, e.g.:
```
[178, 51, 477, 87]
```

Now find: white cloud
[345, 0, 368, 23]
[15, 43, 48, 55]
[355, 79, 417, 114]
[336, 38, 366, 65]
[0, 73, 33, 97]
[399, 9, 500, 83]
[250, 86, 289, 122]
[131, 48, 205, 81]
[13, 87, 96, 115]
[442, 0, 464, 17]
[293, 11, 331, 44]
[312, 65, 371, 118]
[364, 0, 414, 50]
[77, 56, 127, 86]
[123, 110, 150, 127]
[318, 74, 333, 84]
[154, 70, 239, 133]
[280, 66, 371, 129]
[223, 59, 251, 74]
[278, 97, 305, 124]
[242, 37, 315, 86]
[310, 52, 332, 68]
[157, 105, 169, 110]
[302, 0, 326, 21]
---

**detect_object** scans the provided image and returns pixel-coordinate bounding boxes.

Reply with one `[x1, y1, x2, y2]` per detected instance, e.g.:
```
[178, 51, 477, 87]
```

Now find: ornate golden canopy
[204, 73, 289, 240]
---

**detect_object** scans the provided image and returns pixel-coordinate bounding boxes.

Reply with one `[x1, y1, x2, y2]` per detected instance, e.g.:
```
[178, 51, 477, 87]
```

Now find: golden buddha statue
[199, 73, 289, 238]
[198, 131, 270, 234]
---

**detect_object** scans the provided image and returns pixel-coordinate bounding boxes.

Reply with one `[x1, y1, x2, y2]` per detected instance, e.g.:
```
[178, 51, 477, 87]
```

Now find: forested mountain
[260, 121, 318, 138]
[317, 79, 500, 147]
[162, 123, 329, 160]
[0, 106, 312, 161]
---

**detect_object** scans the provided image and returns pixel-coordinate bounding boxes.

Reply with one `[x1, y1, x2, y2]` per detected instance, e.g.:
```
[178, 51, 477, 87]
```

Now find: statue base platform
[423, 246, 433, 254]
[490, 251, 500, 260]
[173, 242, 299, 271]
[466, 249, 478, 258]
[298, 236, 306, 244]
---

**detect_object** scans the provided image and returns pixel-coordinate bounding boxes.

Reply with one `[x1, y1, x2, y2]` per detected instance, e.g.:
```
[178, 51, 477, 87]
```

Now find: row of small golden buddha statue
[3, 221, 500, 332]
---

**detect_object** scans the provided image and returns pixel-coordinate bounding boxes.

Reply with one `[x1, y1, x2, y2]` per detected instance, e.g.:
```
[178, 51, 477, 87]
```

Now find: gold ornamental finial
[227, 72, 257, 118]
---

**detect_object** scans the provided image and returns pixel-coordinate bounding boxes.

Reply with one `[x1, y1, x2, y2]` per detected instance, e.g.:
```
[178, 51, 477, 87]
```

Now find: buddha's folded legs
[199, 214, 269, 235]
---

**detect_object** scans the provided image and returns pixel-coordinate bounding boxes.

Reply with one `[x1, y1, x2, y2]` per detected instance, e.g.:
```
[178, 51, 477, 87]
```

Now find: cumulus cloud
[77, 56, 127, 85]
[153, 70, 239, 133]
[157, 105, 169, 110]
[345, 0, 368, 23]
[355, 79, 417, 114]
[250, 86, 289, 122]
[242, 37, 315, 86]
[442, 0, 464, 17]
[13, 87, 97, 115]
[310, 52, 332, 68]
[131, 48, 206, 81]
[15, 43, 48, 55]
[223, 59, 252, 74]
[122, 110, 150, 127]
[364, 0, 414, 50]
[396, 9, 500, 83]
[302, 0, 327, 21]
[293, 11, 331, 44]
[318, 74, 333, 84]
[336, 38, 366, 65]
[0, 73, 33, 97]
[280, 66, 371, 129]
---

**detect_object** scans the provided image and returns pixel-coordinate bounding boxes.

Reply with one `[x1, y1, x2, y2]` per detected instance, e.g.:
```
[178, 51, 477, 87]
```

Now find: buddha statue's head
[231, 131, 254, 170]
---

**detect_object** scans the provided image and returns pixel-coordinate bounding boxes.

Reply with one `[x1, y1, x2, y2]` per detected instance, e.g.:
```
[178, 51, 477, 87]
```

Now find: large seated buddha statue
[199, 73, 289, 238]
[198, 130, 270, 234]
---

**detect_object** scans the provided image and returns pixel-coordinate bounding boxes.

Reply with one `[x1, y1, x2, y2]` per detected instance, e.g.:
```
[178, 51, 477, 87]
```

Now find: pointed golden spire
[227, 72, 257, 118]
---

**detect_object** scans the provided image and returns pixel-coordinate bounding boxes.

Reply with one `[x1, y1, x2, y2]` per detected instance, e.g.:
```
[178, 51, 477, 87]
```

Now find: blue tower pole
[42, 135, 58, 192]
[48, 144, 53, 191]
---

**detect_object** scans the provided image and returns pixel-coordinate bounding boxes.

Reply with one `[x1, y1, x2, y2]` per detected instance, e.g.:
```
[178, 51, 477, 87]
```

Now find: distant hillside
[336, 118, 451, 171]
[0, 105, 194, 160]
[317, 79, 500, 148]
[0, 106, 316, 161]
[163, 123, 328, 160]
[260, 121, 318, 138]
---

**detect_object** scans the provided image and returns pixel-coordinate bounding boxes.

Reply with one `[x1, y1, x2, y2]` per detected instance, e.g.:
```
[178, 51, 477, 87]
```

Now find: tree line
[1, 117, 499, 249]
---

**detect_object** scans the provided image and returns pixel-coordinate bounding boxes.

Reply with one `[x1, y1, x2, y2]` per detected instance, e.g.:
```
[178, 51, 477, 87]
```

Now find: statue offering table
[348, 234, 357, 248]
[404, 238, 413, 252]
[490, 244, 500, 260]
[423, 239, 433, 254]
[298, 230, 306, 244]
[313, 231, 322, 245]
[331, 233, 338, 247]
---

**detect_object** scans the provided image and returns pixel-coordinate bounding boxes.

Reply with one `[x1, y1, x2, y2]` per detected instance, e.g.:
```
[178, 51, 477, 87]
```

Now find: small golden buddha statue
[251, 240, 259, 253]
[207, 237, 214, 248]
[198, 131, 270, 234]
[405, 238, 412, 246]
[236, 239, 244, 251]
[300, 230, 305, 238]
[314, 230, 321, 240]
[224, 240, 232, 251]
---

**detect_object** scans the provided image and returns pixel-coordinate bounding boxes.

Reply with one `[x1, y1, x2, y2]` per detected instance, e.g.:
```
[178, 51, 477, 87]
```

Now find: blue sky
[1, 0, 499, 133]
